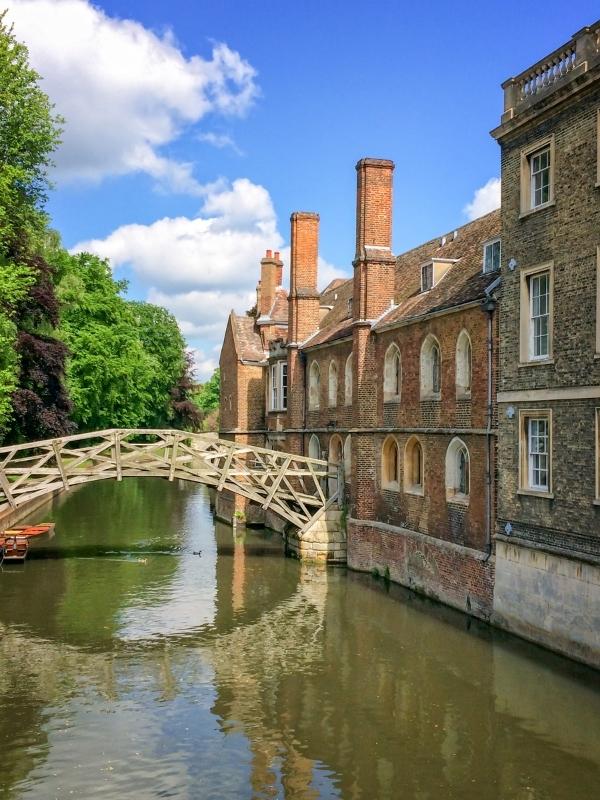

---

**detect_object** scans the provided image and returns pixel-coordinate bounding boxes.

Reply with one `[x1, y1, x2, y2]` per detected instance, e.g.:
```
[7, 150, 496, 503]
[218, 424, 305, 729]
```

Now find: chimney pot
[266, 249, 272, 259]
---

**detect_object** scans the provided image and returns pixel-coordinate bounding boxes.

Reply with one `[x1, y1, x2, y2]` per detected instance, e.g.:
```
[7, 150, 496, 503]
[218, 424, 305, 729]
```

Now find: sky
[4, 0, 599, 380]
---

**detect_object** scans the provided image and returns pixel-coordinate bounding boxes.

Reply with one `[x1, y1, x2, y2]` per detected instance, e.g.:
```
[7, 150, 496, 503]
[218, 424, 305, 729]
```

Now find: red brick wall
[348, 520, 495, 619]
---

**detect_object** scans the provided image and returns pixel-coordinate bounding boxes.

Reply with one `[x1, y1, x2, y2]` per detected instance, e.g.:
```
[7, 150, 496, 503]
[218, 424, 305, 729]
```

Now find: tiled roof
[375, 209, 501, 328]
[230, 313, 266, 363]
[301, 210, 501, 350]
[302, 318, 355, 349]
[269, 287, 288, 324]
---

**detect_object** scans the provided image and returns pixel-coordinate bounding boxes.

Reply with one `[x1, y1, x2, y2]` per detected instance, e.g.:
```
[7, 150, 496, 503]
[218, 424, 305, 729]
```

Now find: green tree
[195, 368, 220, 414]
[0, 10, 62, 249]
[0, 13, 70, 441]
[57, 252, 157, 430]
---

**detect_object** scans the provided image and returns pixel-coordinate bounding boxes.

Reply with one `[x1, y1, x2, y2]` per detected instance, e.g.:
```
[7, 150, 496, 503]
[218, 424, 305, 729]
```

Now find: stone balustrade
[501, 20, 600, 123]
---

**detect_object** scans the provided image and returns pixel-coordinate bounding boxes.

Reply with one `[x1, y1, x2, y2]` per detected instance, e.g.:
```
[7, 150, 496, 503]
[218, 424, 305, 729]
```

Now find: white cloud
[198, 132, 243, 156]
[5, 0, 258, 193]
[71, 178, 348, 381]
[73, 178, 281, 292]
[463, 178, 501, 221]
[188, 348, 218, 383]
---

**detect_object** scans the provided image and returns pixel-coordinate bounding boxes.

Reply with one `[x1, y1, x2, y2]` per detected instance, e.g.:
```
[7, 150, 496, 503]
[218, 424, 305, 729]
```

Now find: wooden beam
[52, 441, 71, 491]
[169, 436, 179, 481]
[0, 469, 16, 508]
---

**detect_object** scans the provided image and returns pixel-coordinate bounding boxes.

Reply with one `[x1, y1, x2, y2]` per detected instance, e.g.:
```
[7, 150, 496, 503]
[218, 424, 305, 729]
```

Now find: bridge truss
[0, 429, 337, 529]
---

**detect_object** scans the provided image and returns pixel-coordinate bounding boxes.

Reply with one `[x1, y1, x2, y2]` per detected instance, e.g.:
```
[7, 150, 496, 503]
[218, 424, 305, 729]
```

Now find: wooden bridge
[0, 429, 338, 530]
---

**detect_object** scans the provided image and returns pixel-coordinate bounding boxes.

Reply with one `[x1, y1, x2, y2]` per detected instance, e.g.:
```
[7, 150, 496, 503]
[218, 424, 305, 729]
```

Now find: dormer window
[421, 263, 433, 292]
[483, 238, 501, 273]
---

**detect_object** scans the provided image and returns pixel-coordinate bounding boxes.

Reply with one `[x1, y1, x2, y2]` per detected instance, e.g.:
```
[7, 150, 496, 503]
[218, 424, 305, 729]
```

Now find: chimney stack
[258, 249, 282, 317]
[289, 212, 320, 343]
[353, 158, 396, 320]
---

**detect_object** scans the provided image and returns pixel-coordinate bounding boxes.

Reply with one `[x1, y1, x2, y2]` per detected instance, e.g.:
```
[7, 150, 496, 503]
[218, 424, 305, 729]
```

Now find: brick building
[220, 158, 501, 619]
[491, 20, 600, 665]
[219, 18, 600, 668]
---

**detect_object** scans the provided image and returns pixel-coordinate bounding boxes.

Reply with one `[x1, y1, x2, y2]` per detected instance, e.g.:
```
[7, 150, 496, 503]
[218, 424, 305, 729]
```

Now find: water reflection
[0, 479, 599, 799]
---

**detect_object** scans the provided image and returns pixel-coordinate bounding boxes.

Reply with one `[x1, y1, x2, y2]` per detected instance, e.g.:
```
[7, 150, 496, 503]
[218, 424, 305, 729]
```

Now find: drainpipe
[481, 284, 498, 560]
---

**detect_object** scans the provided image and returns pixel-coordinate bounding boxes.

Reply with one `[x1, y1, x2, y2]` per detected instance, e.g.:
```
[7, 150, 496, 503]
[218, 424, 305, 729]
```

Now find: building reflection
[0, 482, 599, 799]
[207, 532, 600, 800]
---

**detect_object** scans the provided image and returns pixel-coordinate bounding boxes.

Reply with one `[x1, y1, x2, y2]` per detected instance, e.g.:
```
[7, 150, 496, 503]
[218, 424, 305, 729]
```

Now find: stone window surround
[445, 436, 470, 504]
[328, 359, 338, 407]
[381, 435, 400, 492]
[404, 435, 424, 496]
[519, 134, 556, 217]
[420, 334, 442, 400]
[344, 354, 353, 405]
[518, 408, 554, 498]
[383, 343, 402, 403]
[455, 330, 472, 399]
[519, 261, 554, 366]
[308, 361, 321, 410]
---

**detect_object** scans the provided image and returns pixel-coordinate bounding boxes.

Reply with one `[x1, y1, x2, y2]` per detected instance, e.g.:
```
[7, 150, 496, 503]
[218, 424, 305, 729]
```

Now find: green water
[0, 478, 599, 799]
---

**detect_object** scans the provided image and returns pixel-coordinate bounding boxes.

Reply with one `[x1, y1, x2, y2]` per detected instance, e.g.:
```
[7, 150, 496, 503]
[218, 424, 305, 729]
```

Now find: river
[0, 478, 599, 799]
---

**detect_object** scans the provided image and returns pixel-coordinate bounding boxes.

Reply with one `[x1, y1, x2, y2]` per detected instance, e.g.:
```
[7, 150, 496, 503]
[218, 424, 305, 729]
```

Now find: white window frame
[519, 262, 554, 364]
[483, 238, 501, 273]
[530, 147, 551, 209]
[519, 410, 553, 496]
[520, 136, 555, 215]
[269, 361, 287, 412]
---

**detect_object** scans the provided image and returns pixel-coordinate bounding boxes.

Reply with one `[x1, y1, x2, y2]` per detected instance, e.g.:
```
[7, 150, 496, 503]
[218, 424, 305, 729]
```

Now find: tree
[195, 368, 220, 414]
[0, 11, 62, 249]
[0, 14, 71, 442]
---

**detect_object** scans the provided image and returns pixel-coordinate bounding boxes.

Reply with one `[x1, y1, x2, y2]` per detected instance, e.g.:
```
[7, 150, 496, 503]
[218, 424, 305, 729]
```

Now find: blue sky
[5, 1, 598, 378]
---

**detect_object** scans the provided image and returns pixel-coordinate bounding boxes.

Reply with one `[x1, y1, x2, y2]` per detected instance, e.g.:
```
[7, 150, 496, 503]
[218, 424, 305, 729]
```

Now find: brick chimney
[288, 212, 320, 343]
[258, 249, 281, 318]
[353, 158, 396, 321]
[286, 212, 320, 454]
[351, 159, 396, 521]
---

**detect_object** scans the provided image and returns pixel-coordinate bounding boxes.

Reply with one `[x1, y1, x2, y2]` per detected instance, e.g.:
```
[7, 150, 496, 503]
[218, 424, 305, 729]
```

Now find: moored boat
[2, 523, 55, 539]
[0, 535, 29, 562]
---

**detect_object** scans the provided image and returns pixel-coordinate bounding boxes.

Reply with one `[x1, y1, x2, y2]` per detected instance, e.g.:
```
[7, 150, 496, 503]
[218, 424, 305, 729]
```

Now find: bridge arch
[0, 429, 337, 532]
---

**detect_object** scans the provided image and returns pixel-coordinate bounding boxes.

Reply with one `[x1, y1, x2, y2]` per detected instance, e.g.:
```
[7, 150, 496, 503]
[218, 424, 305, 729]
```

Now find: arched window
[344, 435, 352, 477]
[404, 436, 424, 495]
[382, 436, 400, 491]
[420, 335, 442, 399]
[329, 434, 344, 496]
[445, 438, 470, 500]
[328, 360, 338, 407]
[309, 361, 321, 409]
[383, 344, 402, 402]
[308, 434, 321, 461]
[344, 354, 353, 405]
[456, 330, 472, 398]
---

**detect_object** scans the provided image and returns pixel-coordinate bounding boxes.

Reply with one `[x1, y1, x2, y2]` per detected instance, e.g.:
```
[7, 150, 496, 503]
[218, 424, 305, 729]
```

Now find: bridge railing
[0, 429, 337, 529]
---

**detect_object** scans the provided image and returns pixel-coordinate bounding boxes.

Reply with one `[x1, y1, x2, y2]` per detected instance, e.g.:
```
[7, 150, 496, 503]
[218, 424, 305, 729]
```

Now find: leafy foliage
[57, 252, 200, 431]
